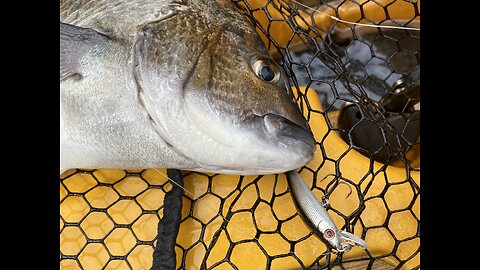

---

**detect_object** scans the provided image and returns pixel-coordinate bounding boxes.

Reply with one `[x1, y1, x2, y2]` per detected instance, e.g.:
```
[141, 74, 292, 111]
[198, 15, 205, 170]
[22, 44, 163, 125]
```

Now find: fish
[286, 170, 367, 252]
[60, 0, 316, 175]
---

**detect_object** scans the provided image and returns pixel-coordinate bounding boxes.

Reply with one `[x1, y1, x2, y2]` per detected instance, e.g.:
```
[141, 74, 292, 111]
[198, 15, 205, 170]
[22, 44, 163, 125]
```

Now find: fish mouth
[261, 113, 316, 155]
[186, 113, 317, 175]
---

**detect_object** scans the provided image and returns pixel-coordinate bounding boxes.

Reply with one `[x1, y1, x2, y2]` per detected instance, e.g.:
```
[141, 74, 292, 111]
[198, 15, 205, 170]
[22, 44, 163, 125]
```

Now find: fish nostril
[262, 114, 316, 151]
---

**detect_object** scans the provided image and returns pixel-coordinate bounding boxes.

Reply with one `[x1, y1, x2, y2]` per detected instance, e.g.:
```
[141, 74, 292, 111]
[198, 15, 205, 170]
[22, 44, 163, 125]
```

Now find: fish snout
[262, 113, 316, 154]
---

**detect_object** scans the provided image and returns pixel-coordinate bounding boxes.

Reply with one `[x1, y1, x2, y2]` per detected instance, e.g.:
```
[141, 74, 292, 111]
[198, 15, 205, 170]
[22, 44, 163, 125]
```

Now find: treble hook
[319, 174, 353, 200]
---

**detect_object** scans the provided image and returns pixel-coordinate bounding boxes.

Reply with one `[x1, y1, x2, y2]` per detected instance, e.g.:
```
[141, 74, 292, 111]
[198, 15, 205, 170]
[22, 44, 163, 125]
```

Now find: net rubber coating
[152, 169, 184, 270]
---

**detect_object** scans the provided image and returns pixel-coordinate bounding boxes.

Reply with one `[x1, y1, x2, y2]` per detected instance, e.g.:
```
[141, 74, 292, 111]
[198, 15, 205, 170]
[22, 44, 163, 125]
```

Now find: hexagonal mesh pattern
[60, 0, 419, 269]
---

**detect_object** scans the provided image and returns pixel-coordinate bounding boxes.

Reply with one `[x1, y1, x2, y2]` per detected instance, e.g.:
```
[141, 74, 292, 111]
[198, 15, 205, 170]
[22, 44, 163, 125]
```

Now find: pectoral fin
[60, 22, 109, 80]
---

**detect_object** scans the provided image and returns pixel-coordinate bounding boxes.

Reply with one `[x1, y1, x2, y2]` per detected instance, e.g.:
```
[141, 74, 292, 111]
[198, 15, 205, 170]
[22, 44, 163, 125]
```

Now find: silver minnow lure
[286, 170, 367, 252]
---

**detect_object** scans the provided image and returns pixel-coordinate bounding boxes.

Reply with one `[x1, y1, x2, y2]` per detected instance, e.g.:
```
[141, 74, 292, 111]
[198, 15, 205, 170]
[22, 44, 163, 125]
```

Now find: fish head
[181, 22, 315, 174]
[136, 8, 315, 174]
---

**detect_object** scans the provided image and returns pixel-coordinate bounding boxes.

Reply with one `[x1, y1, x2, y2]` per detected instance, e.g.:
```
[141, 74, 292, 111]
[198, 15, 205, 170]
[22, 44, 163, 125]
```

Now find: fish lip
[261, 113, 316, 154]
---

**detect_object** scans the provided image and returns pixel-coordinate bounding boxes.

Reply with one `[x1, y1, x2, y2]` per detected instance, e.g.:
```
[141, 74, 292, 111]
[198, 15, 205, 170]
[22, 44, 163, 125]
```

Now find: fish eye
[252, 59, 280, 83]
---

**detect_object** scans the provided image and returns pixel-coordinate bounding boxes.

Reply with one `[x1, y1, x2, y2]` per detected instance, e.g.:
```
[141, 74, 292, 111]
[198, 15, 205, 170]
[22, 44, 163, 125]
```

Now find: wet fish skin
[60, 0, 316, 174]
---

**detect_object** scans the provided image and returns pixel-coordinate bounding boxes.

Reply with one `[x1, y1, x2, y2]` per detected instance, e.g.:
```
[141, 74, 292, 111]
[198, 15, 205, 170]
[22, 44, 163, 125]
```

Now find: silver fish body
[60, 0, 316, 174]
[286, 170, 367, 252]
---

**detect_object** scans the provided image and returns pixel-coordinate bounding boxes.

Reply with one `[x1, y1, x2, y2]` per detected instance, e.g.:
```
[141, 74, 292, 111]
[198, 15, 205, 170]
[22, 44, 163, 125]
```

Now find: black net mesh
[60, 0, 420, 269]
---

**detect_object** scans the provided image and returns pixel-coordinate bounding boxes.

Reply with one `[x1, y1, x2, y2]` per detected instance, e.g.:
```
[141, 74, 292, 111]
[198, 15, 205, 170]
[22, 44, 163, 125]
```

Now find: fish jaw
[133, 83, 315, 175]
[180, 101, 317, 175]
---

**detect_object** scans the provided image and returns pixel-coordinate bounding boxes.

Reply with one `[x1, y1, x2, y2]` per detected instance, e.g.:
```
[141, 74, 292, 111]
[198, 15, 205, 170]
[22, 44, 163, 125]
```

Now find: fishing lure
[286, 170, 367, 252]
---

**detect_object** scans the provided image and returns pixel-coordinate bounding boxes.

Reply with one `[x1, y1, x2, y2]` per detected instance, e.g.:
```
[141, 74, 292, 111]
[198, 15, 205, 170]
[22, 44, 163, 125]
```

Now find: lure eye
[252, 60, 280, 83]
[324, 229, 335, 239]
